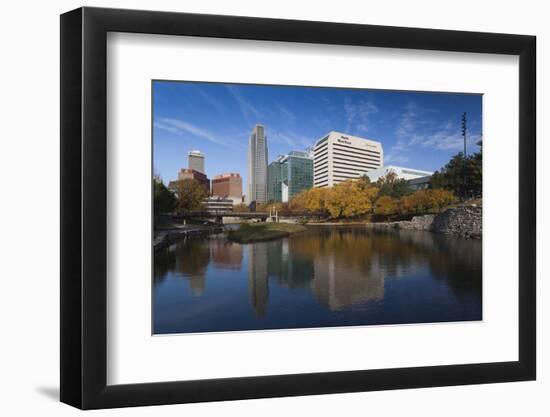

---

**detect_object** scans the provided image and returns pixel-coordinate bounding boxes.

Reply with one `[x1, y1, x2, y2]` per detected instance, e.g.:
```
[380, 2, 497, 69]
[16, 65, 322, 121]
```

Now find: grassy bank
[227, 223, 306, 243]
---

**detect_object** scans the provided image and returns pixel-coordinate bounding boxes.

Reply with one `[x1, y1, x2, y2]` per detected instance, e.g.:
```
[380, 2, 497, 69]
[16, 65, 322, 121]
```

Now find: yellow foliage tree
[325, 180, 376, 218]
[289, 190, 308, 212]
[288, 180, 456, 219]
[428, 188, 456, 211]
[325, 182, 350, 218]
[304, 187, 329, 214]
[399, 188, 456, 214]
[233, 203, 250, 213]
[374, 195, 397, 219]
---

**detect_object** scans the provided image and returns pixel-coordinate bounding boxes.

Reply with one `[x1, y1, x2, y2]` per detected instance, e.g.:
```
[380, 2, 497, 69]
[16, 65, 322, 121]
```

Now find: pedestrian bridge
[183, 211, 269, 219]
[185, 208, 282, 223]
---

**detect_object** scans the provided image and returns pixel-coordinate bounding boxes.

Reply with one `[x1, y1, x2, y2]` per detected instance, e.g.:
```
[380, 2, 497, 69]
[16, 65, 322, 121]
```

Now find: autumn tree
[175, 179, 208, 214]
[325, 182, 350, 218]
[233, 203, 250, 213]
[254, 203, 269, 213]
[289, 191, 308, 212]
[374, 195, 396, 220]
[287, 176, 456, 220]
[325, 180, 376, 218]
[289, 187, 328, 216]
[399, 189, 456, 214]
[428, 188, 456, 211]
[303, 187, 329, 215]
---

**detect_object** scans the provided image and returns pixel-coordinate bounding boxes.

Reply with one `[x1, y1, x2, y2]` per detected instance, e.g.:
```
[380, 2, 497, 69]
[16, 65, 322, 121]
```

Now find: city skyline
[153, 81, 483, 191]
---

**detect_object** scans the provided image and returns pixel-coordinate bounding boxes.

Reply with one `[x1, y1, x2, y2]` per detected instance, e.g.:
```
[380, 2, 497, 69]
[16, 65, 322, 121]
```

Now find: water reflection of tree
[156, 227, 482, 317]
[153, 244, 177, 284]
[378, 229, 482, 298]
[289, 227, 481, 311]
[290, 229, 384, 310]
[154, 238, 211, 296]
[426, 234, 482, 298]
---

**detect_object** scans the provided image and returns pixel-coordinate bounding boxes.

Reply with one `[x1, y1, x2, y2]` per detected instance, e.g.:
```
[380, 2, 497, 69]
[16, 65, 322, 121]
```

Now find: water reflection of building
[311, 252, 384, 310]
[187, 275, 206, 296]
[173, 239, 211, 296]
[211, 239, 243, 270]
[248, 243, 269, 315]
[267, 239, 314, 288]
[246, 238, 315, 316]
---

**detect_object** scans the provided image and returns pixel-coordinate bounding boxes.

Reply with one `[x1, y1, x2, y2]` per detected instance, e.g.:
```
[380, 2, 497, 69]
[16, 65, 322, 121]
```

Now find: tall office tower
[267, 151, 313, 203]
[188, 150, 205, 173]
[247, 124, 268, 204]
[313, 131, 383, 188]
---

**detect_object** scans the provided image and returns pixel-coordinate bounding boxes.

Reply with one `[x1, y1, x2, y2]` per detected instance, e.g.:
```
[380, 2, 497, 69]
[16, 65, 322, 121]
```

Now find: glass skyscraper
[267, 156, 287, 202]
[267, 151, 313, 203]
[247, 124, 268, 204]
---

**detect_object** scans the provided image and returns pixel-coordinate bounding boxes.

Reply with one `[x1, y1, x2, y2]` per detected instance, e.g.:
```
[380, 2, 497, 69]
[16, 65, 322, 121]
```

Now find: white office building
[188, 150, 205, 173]
[313, 131, 383, 188]
[366, 165, 433, 182]
[247, 124, 268, 204]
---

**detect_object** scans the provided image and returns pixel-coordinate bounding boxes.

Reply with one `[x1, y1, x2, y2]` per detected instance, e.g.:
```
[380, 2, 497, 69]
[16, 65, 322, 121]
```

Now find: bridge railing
[178, 211, 269, 218]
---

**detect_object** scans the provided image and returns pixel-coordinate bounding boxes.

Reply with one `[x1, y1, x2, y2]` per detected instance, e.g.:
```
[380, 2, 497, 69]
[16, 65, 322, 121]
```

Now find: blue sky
[153, 81, 482, 189]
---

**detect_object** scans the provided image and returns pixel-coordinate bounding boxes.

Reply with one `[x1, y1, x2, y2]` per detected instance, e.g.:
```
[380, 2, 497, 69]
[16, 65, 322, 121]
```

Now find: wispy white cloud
[385, 102, 433, 162]
[154, 117, 245, 149]
[410, 121, 480, 152]
[320, 96, 336, 112]
[277, 105, 296, 122]
[269, 130, 312, 150]
[226, 85, 262, 119]
[196, 88, 225, 113]
[384, 153, 410, 164]
[385, 102, 480, 164]
[344, 99, 379, 134]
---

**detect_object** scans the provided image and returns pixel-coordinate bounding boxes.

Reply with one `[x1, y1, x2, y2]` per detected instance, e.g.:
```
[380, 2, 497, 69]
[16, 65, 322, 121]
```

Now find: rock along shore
[367, 205, 482, 239]
[154, 225, 224, 252]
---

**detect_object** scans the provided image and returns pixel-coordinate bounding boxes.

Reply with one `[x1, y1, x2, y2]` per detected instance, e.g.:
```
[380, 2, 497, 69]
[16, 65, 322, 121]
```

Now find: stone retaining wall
[431, 206, 482, 239]
[368, 205, 482, 239]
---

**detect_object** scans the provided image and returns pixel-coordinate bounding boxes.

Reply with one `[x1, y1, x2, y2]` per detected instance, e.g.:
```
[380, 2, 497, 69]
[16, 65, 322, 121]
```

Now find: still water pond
[154, 226, 482, 334]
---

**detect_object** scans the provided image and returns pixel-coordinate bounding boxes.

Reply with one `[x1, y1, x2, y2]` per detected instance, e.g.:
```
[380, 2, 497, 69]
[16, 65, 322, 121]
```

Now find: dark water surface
[153, 226, 482, 334]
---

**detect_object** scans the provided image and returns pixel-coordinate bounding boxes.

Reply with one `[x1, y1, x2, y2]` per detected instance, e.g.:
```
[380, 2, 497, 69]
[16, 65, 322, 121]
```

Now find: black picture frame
[60, 6, 536, 410]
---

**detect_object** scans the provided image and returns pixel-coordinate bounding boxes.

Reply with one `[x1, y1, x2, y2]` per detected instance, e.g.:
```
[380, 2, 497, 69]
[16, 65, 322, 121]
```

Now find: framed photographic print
[60, 6, 536, 409]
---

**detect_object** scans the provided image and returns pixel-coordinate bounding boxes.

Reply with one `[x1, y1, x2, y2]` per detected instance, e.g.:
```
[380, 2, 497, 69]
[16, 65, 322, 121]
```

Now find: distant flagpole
[461, 112, 467, 200]
[461, 112, 467, 157]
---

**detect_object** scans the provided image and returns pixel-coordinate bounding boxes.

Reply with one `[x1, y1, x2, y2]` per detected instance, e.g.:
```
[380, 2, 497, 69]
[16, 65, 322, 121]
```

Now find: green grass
[227, 223, 307, 243]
